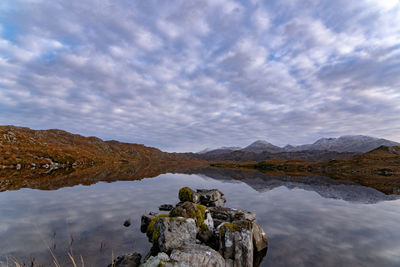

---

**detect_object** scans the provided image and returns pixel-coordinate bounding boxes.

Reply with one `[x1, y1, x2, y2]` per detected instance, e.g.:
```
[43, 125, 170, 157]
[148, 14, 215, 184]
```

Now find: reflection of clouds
[192, 168, 397, 203]
[0, 173, 399, 266]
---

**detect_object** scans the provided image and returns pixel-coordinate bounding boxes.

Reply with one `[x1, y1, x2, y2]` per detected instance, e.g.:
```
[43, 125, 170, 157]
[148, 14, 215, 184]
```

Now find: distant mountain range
[199, 135, 400, 155]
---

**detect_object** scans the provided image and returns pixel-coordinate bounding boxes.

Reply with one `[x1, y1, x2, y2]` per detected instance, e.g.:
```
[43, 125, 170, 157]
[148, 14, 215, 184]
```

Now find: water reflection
[185, 168, 398, 203]
[0, 167, 399, 266]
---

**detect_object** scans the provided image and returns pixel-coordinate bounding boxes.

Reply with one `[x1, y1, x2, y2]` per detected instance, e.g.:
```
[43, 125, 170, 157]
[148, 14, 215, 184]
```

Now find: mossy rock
[147, 214, 169, 242]
[219, 220, 252, 237]
[178, 187, 200, 203]
[169, 201, 208, 229]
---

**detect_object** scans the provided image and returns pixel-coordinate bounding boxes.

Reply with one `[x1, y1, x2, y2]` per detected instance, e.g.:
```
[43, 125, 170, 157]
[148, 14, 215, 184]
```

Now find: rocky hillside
[0, 126, 199, 169]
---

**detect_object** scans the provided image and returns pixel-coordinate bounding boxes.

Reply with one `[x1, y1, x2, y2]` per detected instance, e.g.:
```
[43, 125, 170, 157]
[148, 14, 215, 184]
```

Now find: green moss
[178, 187, 193, 201]
[147, 214, 169, 243]
[169, 202, 208, 229]
[219, 222, 241, 236]
[195, 204, 207, 227]
[152, 227, 160, 243]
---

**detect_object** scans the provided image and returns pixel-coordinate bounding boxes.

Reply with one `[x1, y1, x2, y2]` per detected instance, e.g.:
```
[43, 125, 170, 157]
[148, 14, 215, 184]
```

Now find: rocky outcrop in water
[110, 187, 268, 267]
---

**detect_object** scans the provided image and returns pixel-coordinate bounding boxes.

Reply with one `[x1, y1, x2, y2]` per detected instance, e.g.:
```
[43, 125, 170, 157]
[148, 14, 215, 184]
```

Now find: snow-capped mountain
[198, 146, 242, 155]
[198, 135, 400, 155]
[285, 135, 400, 153]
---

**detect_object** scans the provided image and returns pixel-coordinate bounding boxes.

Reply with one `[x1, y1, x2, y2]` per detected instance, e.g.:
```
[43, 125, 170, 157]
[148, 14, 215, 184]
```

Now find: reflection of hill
[0, 161, 206, 191]
[1, 163, 398, 203]
[184, 168, 398, 203]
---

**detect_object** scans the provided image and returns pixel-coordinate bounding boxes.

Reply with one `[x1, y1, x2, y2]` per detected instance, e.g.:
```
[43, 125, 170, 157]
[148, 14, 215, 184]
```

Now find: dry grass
[0, 253, 86, 267]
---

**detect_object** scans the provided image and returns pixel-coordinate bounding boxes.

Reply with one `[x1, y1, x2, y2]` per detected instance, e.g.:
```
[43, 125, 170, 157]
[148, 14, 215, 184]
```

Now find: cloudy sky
[0, 0, 399, 152]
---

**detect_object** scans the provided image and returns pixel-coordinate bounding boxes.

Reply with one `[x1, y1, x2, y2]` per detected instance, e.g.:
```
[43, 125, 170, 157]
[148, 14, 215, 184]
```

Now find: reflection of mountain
[1, 164, 398, 203]
[0, 161, 206, 191]
[185, 168, 398, 204]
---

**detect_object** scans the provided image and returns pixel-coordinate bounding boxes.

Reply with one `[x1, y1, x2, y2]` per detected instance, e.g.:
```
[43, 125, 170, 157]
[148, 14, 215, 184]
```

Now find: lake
[0, 167, 399, 266]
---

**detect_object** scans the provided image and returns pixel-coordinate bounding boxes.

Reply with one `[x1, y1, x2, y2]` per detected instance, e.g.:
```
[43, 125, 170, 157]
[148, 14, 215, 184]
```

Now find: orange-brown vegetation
[0, 126, 205, 169]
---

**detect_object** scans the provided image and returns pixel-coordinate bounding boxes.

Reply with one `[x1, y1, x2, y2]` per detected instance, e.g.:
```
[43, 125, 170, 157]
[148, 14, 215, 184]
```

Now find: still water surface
[0, 169, 400, 266]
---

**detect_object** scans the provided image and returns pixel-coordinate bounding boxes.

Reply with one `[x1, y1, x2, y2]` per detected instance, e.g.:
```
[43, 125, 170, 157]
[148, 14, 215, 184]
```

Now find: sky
[0, 0, 399, 152]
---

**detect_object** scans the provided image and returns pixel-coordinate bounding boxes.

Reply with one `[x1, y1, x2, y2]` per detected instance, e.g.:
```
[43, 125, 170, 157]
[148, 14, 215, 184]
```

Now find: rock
[169, 202, 213, 229]
[252, 221, 268, 252]
[123, 219, 131, 227]
[254, 248, 268, 267]
[218, 221, 253, 267]
[108, 253, 141, 267]
[137, 187, 268, 267]
[141, 212, 157, 233]
[170, 244, 225, 267]
[197, 189, 226, 207]
[169, 201, 214, 243]
[178, 187, 200, 203]
[159, 204, 174, 211]
[208, 207, 256, 227]
[150, 217, 197, 253]
[140, 252, 184, 267]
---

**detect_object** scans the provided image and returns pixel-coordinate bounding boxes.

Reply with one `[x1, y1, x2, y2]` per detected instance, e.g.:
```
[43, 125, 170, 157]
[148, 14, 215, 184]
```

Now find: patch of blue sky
[39, 51, 58, 63]
[0, 0, 19, 14]
[0, 23, 20, 43]
[0, 0, 20, 42]
[97, 93, 105, 99]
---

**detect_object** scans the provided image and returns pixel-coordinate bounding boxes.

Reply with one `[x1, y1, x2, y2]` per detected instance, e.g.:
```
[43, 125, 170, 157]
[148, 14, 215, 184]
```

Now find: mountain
[198, 135, 400, 159]
[0, 125, 204, 170]
[185, 149, 354, 162]
[285, 135, 400, 153]
[242, 140, 283, 153]
[198, 146, 241, 155]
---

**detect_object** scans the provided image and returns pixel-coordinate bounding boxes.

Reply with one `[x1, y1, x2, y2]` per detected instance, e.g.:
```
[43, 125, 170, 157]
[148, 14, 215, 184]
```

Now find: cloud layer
[0, 0, 399, 151]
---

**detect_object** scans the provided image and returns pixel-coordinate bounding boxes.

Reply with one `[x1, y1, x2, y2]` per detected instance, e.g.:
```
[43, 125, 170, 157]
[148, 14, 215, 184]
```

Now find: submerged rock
[123, 219, 131, 227]
[159, 204, 174, 211]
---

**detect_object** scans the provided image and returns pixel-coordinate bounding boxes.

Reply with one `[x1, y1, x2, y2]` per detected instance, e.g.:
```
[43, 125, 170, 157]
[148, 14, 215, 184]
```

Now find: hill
[0, 126, 203, 169]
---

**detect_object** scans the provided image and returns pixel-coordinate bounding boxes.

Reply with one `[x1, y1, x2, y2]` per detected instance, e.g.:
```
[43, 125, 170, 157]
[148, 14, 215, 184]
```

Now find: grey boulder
[152, 217, 197, 253]
[170, 244, 225, 267]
